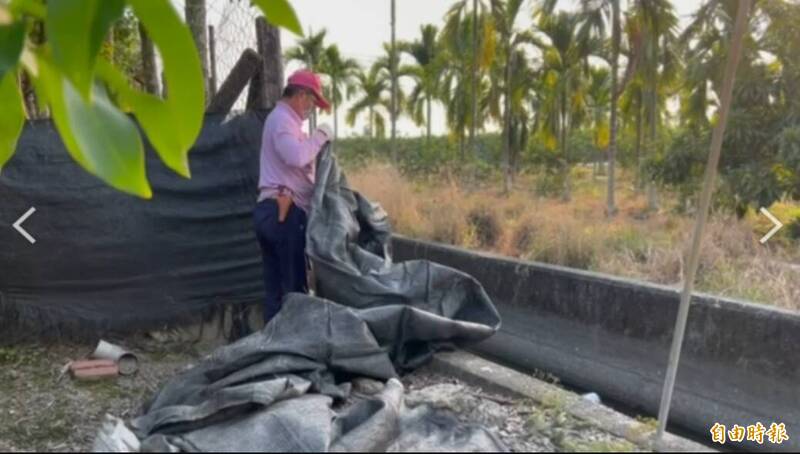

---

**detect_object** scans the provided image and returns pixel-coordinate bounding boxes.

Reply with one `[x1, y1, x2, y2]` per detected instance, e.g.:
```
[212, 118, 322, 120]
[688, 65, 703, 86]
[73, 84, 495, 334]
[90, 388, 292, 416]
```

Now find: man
[254, 69, 333, 324]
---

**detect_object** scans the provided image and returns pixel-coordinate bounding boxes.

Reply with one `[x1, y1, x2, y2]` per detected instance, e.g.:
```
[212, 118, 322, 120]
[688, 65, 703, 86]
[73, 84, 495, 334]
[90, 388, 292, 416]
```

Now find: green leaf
[252, 0, 303, 36]
[34, 55, 151, 198]
[0, 71, 24, 170]
[46, 0, 124, 96]
[8, 0, 46, 19]
[0, 21, 25, 81]
[128, 0, 205, 177]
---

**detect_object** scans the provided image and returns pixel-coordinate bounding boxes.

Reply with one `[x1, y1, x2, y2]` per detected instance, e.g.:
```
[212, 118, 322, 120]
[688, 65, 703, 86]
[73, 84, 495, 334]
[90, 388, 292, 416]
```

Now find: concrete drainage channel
[425, 351, 711, 452]
[392, 235, 800, 453]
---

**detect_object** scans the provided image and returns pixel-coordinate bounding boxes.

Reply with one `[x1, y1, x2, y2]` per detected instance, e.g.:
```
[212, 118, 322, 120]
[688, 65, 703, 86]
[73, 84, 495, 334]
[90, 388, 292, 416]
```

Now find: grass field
[344, 159, 800, 311]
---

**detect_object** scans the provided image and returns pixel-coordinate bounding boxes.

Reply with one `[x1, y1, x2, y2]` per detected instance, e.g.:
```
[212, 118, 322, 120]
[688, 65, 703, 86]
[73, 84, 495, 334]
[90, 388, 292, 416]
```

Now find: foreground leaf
[0, 71, 24, 170]
[0, 21, 25, 81]
[253, 0, 303, 36]
[128, 0, 204, 177]
[46, 0, 124, 97]
[35, 55, 150, 198]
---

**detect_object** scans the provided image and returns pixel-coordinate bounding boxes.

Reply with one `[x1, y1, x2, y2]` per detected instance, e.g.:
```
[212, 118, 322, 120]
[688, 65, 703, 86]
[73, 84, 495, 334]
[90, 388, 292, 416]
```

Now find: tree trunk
[139, 22, 159, 95]
[426, 95, 432, 145]
[261, 21, 283, 109]
[606, 0, 620, 216]
[19, 71, 38, 119]
[470, 0, 478, 160]
[647, 85, 659, 211]
[332, 78, 339, 140]
[390, 0, 397, 158]
[104, 25, 114, 62]
[249, 18, 283, 111]
[23, 19, 45, 118]
[502, 47, 513, 194]
[635, 98, 643, 192]
[369, 107, 374, 139]
[185, 0, 209, 101]
[207, 25, 217, 98]
[207, 49, 263, 114]
[561, 92, 571, 202]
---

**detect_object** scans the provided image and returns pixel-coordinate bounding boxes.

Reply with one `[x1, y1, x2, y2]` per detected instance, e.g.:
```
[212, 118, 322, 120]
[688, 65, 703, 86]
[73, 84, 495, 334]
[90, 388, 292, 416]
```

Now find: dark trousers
[253, 199, 308, 324]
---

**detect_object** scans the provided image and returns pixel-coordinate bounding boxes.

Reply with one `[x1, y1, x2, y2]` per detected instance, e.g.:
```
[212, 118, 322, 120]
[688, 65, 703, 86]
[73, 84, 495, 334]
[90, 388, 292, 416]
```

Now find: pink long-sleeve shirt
[258, 101, 328, 213]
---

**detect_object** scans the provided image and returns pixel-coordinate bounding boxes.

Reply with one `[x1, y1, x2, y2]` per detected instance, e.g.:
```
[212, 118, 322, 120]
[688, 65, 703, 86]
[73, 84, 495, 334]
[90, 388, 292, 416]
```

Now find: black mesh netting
[0, 112, 266, 339]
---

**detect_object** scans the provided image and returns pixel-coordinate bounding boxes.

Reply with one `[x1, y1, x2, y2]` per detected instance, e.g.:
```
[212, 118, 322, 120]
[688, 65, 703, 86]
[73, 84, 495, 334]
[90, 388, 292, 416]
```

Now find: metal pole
[471, 0, 478, 158]
[655, 0, 752, 445]
[208, 25, 218, 98]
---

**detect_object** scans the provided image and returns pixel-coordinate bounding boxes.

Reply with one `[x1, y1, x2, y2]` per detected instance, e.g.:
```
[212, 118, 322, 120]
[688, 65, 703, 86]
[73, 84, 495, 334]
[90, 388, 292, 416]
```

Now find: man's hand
[316, 123, 334, 141]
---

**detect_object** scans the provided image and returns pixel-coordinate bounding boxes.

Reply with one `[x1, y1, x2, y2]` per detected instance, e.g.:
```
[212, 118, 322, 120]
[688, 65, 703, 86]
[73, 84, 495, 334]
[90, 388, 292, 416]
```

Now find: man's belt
[259, 186, 294, 223]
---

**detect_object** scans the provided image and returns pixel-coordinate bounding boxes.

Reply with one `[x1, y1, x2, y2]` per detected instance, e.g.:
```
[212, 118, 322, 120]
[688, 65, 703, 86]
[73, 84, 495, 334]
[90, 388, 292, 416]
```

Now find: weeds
[347, 159, 800, 311]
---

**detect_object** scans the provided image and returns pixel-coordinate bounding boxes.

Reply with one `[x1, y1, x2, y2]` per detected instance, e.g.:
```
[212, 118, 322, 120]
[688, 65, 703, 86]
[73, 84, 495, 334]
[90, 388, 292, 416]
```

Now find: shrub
[788, 218, 800, 240]
[467, 206, 501, 248]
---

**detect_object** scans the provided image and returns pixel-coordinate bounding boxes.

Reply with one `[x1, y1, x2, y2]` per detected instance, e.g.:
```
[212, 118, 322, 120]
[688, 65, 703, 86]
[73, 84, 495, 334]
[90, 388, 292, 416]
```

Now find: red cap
[287, 69, 330, 112]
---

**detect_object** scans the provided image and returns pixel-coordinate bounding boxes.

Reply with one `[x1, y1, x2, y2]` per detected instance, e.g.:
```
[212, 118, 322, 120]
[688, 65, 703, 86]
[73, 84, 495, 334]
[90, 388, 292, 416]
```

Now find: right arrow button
[759, 207, 784, 244]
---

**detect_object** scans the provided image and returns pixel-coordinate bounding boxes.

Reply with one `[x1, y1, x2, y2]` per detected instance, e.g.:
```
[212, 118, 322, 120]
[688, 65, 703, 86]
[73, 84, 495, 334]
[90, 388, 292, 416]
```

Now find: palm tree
[578, 0, 622, 215]
[533, 10, 595, 201]
[373, 42, 407, 141]
[347, 64, 391, 139]
[629, 0, 680, 211]
[284, 29, 327, 71]
[185, 0, 209, 99]
[445, 0, 493, 158]
[285, 29, 328, 131]
[400, 25, 443, 145]
[619, 72, 646, 191]
[505, 48, 538, 187]
[390, 0, 398, 155]
[440, 28, 471, 158]
[587, 66, 611, 178]
[490, 0, 535, 193]
[318, 45, 360, 140]
[679, 1, 762, 132]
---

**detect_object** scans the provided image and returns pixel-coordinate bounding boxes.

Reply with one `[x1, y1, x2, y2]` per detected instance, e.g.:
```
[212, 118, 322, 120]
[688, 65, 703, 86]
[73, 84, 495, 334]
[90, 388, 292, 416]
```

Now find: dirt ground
[0, 335, 644, 452]
[0, 334, 213, 452]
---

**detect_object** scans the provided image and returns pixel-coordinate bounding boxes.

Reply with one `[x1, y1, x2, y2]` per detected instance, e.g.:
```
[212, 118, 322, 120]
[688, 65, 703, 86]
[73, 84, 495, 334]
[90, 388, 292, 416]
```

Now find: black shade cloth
[125, 295, 505, 452]
[306, 146, 501, 371]
[122, 147, 502, 452]
[0, 113, 266, 336]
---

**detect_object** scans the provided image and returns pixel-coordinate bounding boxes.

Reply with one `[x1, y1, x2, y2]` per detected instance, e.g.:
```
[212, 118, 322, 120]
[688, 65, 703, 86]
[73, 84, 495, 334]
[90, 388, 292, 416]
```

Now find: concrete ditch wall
[392, 235, 799, 452]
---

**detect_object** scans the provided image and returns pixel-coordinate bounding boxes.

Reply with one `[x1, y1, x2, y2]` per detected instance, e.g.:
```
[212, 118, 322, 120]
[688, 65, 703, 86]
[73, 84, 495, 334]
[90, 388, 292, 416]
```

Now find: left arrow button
[13, 207, 36, 244]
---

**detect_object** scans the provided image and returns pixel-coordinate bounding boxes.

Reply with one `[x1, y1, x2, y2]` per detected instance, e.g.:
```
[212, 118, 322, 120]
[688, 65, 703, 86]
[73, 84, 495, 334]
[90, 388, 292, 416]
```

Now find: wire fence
[207, 0, 261, 110]
[168, 0, 262, 110]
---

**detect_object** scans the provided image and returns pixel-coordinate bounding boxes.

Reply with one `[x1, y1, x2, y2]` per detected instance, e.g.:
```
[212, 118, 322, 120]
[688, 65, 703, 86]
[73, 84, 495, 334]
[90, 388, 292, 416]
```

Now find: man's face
[299, 91, 316, 120]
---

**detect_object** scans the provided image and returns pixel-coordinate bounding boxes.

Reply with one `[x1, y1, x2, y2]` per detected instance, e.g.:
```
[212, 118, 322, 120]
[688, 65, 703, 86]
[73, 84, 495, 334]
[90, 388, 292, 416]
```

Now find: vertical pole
[185, 0, 209, 102]
[655, 0, 751, 445]
[248, 17, 268, 110]
[471, 0, 478, 158]
[390, 0, 397, 158]
[606, 0, 620, 216]
[139, 22, 159, 95]
[208, 25, 218, 99]
[262, 22, 283, 109]
[249, 17, 284, 111]
[19, 69, 37, 119]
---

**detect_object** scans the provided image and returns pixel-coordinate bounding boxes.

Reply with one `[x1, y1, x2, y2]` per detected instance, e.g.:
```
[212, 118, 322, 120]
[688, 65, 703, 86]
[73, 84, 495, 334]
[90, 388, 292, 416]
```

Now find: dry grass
[347, 161, 800, 311]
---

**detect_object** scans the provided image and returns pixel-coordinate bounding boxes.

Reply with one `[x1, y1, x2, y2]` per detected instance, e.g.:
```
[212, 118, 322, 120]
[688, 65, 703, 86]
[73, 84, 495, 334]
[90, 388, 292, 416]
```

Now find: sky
[206, 0, 701, 137]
